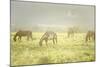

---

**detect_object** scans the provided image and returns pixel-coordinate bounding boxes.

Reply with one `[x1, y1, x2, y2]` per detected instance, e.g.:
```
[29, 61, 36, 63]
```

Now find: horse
[67, 27, 80, 38]
[67, 28, 74, 38]
[13, 30, 33, 41]
[39, 31, 57, 46]
[85, 31, 95, 42]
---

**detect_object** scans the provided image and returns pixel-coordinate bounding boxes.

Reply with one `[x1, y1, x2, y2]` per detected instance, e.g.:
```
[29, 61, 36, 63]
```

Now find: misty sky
[11, 1, 95, 32]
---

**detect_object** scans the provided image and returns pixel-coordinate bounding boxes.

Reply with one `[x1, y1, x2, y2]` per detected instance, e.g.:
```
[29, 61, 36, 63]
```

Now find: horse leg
[72, 33, 74, 37]
[87, 36, 91, 42]
[85, 35, 88, 42]
[68, 33, 70, 38]
[45, 39, 48, 46]
[18, 36, 21, 41]
[53, 38, 55, 44]
[30, 35, 33, 40]
[55, 38, 57, 44]
[39, 40, 42, 46]
[93, 35, 95, 41]
[18, 37, 20, 40]
[27, 36, 29, 41]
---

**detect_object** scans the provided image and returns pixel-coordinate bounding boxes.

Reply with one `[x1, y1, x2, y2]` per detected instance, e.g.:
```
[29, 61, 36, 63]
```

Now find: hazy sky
[11, 1, 95, 32]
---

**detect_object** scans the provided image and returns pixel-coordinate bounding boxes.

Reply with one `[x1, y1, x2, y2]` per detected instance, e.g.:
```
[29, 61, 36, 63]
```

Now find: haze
[11, 1, 95, 32]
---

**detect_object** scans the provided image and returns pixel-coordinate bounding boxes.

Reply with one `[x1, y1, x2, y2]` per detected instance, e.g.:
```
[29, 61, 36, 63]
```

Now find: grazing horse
[13, 30, 33, 41]
[85, 31, 95, 42]
[39, 31, 57, 46]
[67, 28, 74, 38]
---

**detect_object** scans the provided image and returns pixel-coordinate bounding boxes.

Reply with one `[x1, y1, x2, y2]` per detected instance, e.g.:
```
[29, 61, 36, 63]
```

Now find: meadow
[11, 32, 95, 66]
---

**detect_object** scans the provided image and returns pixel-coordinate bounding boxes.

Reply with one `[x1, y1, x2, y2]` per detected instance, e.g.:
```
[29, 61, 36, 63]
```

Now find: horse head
[13, 35, 17, 42]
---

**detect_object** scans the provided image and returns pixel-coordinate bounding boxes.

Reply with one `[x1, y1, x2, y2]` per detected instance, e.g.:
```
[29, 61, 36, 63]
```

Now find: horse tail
[67, 32, 70, 38]
[94, 34, 95, 41]
[85, 31, 90, 42]
[56, 34, 58, 43]
[55, 33, 57, 43]
[53, 32, 57, 44]
[30, 31, 33, 40]
[85, 35, 88, 42]
[93, 32, 95, 41]
[13, 33, 17, 42]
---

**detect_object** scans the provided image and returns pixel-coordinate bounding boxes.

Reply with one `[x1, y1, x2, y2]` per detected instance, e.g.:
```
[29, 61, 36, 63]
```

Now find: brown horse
[13, 30, 33, 41]
[85, 31, 95, 42]
[67, 27, 80, 38]
[67, 28, 74, 38]
[39, 31, 57, 46]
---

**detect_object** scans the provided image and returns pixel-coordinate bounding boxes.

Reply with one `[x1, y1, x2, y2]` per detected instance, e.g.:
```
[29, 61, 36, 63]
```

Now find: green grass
[11, 32, 95, 66]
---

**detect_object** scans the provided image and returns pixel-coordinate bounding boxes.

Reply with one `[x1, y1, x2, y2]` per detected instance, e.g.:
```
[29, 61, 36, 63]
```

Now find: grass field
[11, 32, 95, 66]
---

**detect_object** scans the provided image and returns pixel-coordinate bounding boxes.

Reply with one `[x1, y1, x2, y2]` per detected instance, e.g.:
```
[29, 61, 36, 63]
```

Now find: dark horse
[67, 28, 74, 38]
[13, 30, 33, 41]
[39, 31, 57, 46]
[85, 31, 95, 42]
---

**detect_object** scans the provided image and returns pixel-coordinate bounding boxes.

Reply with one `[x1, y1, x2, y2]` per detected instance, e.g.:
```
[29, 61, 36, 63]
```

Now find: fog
[11, 1, 95, 32]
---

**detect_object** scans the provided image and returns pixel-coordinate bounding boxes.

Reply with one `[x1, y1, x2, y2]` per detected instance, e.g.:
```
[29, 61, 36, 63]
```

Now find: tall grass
[11, 32, 95, 66]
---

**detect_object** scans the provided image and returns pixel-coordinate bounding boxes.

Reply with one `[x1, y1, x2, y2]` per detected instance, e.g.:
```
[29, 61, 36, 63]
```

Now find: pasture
[11, 32, 95, 66]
